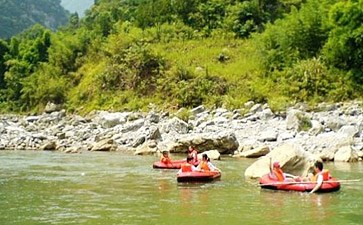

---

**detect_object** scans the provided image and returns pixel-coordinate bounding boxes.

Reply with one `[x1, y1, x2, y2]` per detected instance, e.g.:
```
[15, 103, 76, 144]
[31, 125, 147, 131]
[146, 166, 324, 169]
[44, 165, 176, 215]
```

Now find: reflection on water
[0, 151, 362, 225]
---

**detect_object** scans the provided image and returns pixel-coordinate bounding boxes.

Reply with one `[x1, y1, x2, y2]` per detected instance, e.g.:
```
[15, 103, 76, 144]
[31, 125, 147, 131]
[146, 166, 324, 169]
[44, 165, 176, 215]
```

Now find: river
[0, 151, 362, 225]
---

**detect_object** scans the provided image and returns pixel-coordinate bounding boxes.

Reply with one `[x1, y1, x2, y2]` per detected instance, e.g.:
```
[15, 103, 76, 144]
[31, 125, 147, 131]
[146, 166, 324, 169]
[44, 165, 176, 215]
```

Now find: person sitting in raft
[187, 145, 198, 164]
[196, 154, 221, 172]
[160, 151, 173, 166]
[178, 156, 196, 174]
[308, 161, 331, 194]
[269, 161, 299, 182]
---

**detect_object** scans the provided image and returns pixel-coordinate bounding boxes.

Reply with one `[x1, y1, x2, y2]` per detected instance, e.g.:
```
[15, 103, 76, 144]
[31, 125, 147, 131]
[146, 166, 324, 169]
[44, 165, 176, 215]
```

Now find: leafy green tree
[1, 25, 52, 109]
[134, 0, 174, 29]
[0, 39, 9, 88]
[256, 0, 329, 71]
[277, 57, 339, 102]
[21, 63, 67, 110]
[322, 0, 363, 86]
[225, 1, 263, 38]
[99, 41, 165, 96]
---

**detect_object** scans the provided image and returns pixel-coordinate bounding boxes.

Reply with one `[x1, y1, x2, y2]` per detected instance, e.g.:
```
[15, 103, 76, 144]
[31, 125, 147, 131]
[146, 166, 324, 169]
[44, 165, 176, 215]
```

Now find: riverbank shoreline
[0, 101, 362, 162]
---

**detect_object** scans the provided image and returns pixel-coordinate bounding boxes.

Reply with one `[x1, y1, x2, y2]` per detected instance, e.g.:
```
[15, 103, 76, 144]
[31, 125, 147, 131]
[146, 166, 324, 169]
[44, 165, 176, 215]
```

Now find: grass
[65, 33, 291, 114]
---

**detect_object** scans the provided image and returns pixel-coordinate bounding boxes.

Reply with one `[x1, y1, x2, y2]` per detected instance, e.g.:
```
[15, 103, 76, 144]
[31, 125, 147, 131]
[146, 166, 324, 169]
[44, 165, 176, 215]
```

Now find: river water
[0, 151, 362, 225]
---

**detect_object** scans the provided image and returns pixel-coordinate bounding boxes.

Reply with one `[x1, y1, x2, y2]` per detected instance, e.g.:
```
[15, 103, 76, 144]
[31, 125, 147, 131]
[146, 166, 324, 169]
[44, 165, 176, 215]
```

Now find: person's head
[273, 162, 280, 169]
[162, 151, 169, 157]
[186, 156, 193, 163]
[202, 154, 208, 161]
[188, 145, 195, 152]
[314, 161, 323, 172]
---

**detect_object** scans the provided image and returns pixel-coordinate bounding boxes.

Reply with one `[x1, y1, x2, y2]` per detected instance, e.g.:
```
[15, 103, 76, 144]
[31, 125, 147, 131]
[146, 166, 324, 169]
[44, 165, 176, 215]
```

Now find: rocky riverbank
[0, 101, 362, 162]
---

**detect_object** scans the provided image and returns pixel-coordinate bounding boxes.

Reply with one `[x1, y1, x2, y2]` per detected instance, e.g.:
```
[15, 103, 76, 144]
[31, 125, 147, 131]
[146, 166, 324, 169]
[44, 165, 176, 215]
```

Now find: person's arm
[195, 164, 201, 171]
[284, 173, 298, 179]
[309, 174, 323, 194]
[208, 162, 221, 172]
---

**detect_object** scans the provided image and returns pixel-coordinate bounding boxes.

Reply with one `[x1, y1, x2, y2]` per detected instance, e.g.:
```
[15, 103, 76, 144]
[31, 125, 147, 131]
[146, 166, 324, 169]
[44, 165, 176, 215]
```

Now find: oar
[260, 179, 360, 186]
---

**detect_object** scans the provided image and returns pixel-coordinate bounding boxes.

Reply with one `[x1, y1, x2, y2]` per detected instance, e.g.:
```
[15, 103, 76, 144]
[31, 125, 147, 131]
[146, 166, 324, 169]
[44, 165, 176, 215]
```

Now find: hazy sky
[60, 0, 94, 17]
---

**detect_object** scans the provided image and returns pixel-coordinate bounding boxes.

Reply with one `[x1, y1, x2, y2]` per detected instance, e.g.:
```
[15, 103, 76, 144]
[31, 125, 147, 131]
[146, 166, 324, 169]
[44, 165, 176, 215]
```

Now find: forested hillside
[0, 0, 362, 114]
[0, 0, 69, 38]
[61, 0, 94, 17]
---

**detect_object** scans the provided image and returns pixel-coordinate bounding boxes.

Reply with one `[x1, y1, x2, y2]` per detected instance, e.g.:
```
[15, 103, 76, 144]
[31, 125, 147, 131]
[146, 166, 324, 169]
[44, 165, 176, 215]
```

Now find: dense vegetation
[0, 0, 362, 114]
[0, 0, 69, 38]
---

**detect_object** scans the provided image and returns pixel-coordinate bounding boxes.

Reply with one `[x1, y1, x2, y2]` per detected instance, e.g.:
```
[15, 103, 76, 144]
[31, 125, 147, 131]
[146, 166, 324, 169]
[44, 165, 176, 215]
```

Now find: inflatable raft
[153, 159, 199, 169]
[259, 174, 340, 193]
[177, 171, 221, 183]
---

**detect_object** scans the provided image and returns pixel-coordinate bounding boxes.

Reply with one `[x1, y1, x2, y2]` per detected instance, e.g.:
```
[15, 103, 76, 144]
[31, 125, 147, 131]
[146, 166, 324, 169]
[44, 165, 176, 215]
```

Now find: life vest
[312, 169, 330, 182]
[272, 168, 285, 181]
[181, 163, 192, 172]
[161, 156, 172, 164]
[199, 161, 210, 171]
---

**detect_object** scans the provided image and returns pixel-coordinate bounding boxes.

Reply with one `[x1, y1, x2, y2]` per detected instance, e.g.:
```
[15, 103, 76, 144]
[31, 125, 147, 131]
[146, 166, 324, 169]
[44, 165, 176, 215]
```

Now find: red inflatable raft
[153, 159, 199, 169]
[177, 171, 221, 183]
[259, 174, 340, 193]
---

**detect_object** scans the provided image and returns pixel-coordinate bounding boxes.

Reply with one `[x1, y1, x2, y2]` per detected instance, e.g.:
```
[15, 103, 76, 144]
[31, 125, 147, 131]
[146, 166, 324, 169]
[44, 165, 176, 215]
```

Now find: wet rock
[134, 140, 158, 155]
[91, 138, 117, 151]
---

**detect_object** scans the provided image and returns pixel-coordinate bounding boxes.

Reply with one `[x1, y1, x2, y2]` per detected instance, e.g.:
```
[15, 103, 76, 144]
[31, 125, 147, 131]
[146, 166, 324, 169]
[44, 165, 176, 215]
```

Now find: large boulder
[134, 140, 158, 155]
[160, 117, 189, 134]
[244, 143, 319, 179]
[239, 146, 270, 158]
[334, 145, 359, 162]
[164, 131, 239, 154]
[198, 150, 221, 160]
[93, 111, 131, 128]
[40, 140, 57, 151]
[91, 138, 118, 151]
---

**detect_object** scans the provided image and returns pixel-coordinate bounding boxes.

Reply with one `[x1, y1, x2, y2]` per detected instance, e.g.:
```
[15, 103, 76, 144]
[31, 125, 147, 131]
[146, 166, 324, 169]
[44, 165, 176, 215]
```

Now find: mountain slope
[61, 0, 94, 17]
[0, 0, 69, 39]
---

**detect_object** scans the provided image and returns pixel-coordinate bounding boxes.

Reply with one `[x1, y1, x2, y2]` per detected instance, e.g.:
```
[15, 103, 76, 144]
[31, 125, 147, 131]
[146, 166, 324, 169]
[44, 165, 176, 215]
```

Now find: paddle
[260, 179, 361, 186]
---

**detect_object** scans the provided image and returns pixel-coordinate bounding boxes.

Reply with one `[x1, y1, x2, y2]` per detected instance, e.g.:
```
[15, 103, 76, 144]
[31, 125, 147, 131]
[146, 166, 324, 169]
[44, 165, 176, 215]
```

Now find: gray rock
[91, 138, 117, 151]
[132, 136, 146, 148]
[198, 150, 221, 160]
[309, 120, 323, 136]
[146, 112, 160, 124]
[338, 125, 359, 138]
[40, 141, 57, 151]
[334, 146, 359, 162]
[250, 104, 262, 114]
[44, 102, 61, 113]
[134, 140, 158, 155]
[160, 117, 189, 134]
[191, 105, 206, 115]
[257, 130, 278, 142]
[239, 146, 270, 158]
[244, 143, 319, 179]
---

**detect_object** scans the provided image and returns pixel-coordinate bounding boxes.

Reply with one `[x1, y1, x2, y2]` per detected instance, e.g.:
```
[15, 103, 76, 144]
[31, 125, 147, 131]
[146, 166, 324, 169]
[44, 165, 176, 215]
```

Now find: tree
[0, 39, 9, 88]
[322, 0, 363, 85]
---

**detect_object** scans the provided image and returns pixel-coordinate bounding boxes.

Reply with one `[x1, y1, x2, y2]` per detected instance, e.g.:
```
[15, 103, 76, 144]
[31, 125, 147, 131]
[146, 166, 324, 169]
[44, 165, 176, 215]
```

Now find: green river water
[0, 151, 362, 225]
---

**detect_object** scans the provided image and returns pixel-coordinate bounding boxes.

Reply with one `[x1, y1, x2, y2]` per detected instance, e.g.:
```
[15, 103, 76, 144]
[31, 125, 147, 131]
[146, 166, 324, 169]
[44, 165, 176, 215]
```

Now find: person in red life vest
[308, 161, 331, 194]
[178, 156, 196, 174]
[187, 145, 198, 164]
[196, 154, 221, 172]
[269, 161, 299, 182]
[160, 151, 173, 166]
